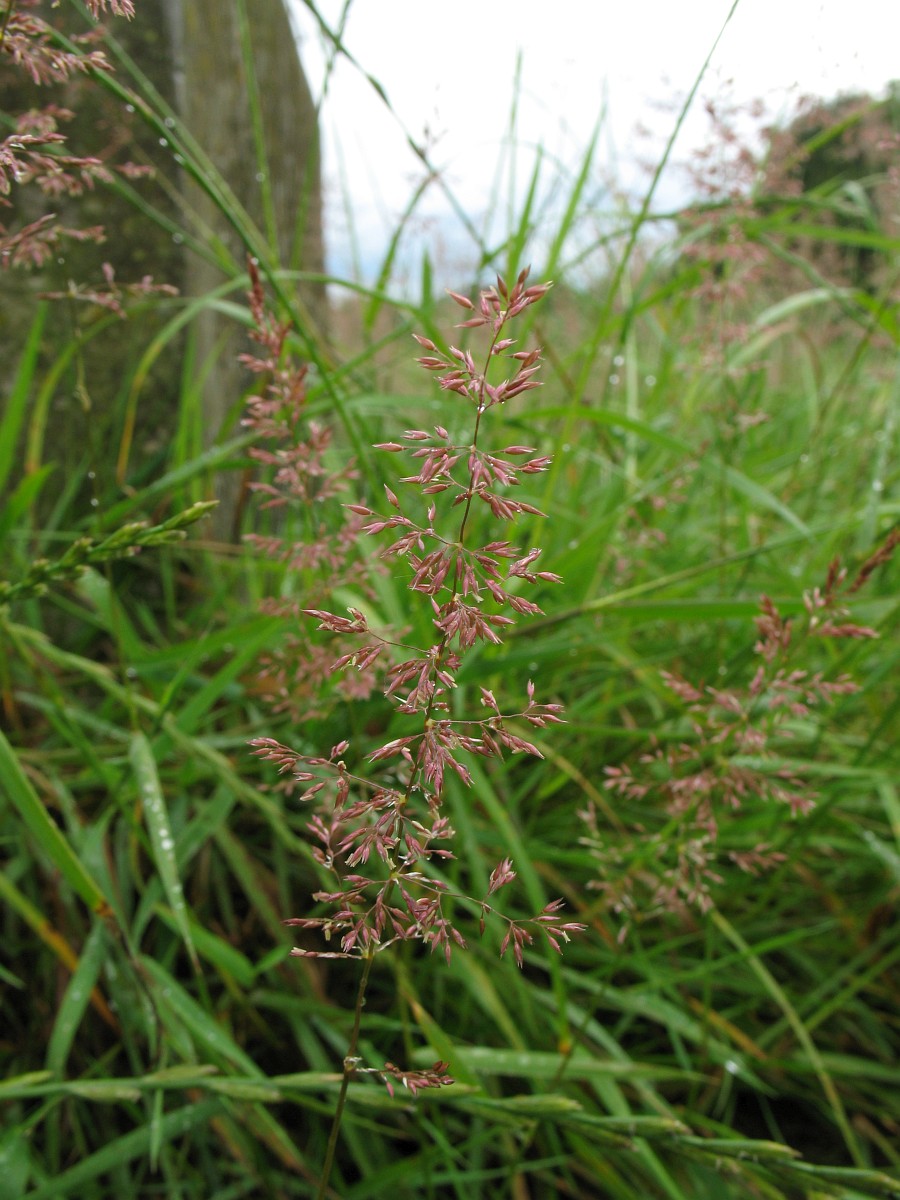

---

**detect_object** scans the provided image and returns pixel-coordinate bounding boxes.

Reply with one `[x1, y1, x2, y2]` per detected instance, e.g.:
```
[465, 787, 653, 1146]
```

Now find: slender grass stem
[316, 950, 376, 1200]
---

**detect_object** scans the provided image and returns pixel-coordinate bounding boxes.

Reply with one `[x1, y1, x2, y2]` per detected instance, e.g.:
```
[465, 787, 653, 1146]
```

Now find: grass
[1, 3, 899, 1197]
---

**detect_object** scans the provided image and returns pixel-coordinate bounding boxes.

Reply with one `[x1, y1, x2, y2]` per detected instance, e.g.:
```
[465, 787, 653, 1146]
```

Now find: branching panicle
[250, 276, 583, 1128]
[0, 1, 141, 270]
[585, 559, 880, 934]
[241, 259, 379, 719]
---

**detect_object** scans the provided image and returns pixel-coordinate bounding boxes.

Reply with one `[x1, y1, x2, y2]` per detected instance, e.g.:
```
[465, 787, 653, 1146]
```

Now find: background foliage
[1, 2, 898, 1197]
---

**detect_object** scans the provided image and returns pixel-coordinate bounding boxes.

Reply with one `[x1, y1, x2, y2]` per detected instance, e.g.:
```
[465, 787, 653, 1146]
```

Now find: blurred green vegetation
[1, 4, 898, 1198]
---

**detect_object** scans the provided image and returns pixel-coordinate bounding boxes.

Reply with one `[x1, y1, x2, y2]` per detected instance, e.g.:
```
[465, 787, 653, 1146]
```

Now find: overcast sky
[288, 1, 897, 284]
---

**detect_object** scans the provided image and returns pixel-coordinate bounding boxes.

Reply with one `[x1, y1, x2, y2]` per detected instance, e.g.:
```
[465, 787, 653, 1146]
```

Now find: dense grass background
[1, 6, 898, 1198]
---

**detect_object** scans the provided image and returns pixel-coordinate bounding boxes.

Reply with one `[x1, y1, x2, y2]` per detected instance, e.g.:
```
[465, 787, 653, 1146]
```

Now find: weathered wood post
[165, 0, 326, 538]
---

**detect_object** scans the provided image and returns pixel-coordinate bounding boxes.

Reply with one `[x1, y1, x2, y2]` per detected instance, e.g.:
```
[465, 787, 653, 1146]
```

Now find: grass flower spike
[250, 272, 584, 1195]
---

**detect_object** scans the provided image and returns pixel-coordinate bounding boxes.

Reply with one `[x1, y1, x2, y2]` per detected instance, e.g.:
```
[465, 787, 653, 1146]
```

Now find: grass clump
[1, 3, 898, 1198]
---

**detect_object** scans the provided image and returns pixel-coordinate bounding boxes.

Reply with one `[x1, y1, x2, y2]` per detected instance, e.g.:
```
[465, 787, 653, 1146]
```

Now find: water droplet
[255, 172, 266, 183]
[87, 470, 96, 480]
[164, 116, 175, 128]
[718, 664, 727, 675]
[609, 374, 619, 385]
[125, 667, 138, 679]
[174, 153, 184, 165]
[644, 374, 656, 387]
[172, 233, 184, 245]
[90, 497, 99, 507]
[872, 479, 883, 492]
[725, 1059, 739, 1075]
[613, 355, 625, 367]
[799, 453, 809, 463]
[568, 539, 578, 549]
[125, 104, 135, 114]
[158, 137, 168, 147]
[528, 662, 538, 671]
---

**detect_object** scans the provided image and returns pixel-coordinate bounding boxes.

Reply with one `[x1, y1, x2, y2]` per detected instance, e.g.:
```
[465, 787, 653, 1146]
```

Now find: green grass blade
[45, 919, 110, 1078]
[129, 732, 199, 971]
[22, 1100, 222, 1200]
[0, 727, 111, 918]
[711, 909, 865, 1168]
[139, 955, 260, 1075]
[0, 1128, 29, 1199]
[153, 904, 255, 988]
[0, 304, 46, 498]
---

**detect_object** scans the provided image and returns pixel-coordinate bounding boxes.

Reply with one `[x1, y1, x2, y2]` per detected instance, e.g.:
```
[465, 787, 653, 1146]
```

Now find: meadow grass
[1, 3, 899, 1197]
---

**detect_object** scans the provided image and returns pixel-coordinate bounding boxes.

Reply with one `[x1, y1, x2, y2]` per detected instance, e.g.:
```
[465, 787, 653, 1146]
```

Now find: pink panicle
[250, 274, 582, 1100]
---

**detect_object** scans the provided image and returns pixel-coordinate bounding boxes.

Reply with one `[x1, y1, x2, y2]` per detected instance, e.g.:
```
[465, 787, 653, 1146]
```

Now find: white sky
[288, 1, 897, 284]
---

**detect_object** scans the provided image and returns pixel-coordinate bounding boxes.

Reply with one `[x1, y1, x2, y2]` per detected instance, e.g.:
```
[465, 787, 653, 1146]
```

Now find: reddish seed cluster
[40, 260, 177, 316]
[378, 1061, 454, 1099]
[86, 1, 136, 17]
[584, 557, 883, 934]
[240, 259, 378, 720]
[0, 1, 157, 275]
[250, 273, 585, 1016]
